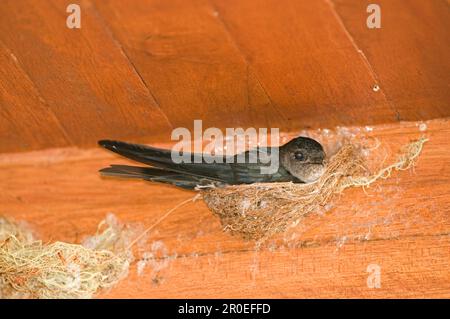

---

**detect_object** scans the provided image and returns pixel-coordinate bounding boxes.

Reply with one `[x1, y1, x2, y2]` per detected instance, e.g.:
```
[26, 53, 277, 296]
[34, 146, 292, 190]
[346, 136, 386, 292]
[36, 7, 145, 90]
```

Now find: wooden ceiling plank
[0, 0, 172, 149]
[92, 0, 286, 131]
[0, 42, 71, 152]
[332, 0, 450, 121]
[210, 0, 399, 129]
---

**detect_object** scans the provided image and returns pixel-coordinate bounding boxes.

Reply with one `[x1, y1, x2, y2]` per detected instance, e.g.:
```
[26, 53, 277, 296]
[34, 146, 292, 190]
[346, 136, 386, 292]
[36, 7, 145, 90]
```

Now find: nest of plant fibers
[0, 216, 131, 299]
[202, 138, 427, 243]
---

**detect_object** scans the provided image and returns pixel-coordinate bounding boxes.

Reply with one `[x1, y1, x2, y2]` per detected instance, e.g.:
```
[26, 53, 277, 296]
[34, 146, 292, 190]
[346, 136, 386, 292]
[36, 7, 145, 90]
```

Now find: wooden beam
[1, 118, 449, 298]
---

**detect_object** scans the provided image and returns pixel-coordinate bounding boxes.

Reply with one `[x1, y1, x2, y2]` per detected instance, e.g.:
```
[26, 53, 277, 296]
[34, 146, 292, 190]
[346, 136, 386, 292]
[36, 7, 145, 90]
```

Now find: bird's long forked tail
[98, 139, 178, 170]
[98, 140, 229, 189]
[99, 138, 239, 178]
[99, 165, 220, 189]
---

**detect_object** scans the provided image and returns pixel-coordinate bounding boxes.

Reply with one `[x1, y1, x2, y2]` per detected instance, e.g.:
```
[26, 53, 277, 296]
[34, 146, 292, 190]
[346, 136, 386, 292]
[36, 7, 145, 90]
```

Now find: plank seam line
[324, 0, 401, 122]
[0, 40, 74, 147]
[208, 0, 288, 125]
[88, 2, 174, 129]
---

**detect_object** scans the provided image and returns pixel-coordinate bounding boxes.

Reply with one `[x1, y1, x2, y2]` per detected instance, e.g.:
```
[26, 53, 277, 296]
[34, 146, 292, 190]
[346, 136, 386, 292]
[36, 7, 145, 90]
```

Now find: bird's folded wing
[98, 140, 296, 184]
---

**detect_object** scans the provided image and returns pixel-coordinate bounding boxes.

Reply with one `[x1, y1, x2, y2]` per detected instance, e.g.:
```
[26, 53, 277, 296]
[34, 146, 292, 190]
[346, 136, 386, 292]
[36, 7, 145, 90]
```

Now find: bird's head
[280, 136, 326, 183]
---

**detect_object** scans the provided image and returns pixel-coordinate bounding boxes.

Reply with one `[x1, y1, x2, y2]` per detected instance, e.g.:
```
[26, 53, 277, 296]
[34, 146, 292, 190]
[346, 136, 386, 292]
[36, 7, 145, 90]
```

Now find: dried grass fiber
[0, 216, 130, 299]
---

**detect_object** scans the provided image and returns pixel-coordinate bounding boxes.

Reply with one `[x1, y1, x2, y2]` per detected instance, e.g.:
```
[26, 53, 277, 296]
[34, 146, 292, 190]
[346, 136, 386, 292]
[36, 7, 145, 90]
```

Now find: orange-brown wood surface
[0, 0, 449, 298]
[0, 0, 449, 152]
[1, 119, 449, 298]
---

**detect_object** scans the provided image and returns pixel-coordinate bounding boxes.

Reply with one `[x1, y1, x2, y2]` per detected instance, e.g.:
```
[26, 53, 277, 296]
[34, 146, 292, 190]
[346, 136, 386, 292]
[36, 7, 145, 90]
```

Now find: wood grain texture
[0, 0, 172, 152]
[0, 0, 449, 153]
[0, 42, 70, 152]
[1, 118, 449, 298]
[91, 0, 284, 132]
[210, 0, 398, 127]
[332, 0, 450, 121]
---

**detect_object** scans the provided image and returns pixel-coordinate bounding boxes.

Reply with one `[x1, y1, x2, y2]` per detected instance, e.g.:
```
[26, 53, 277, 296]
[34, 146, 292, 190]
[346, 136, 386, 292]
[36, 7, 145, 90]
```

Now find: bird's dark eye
[294, 151, 305, 161]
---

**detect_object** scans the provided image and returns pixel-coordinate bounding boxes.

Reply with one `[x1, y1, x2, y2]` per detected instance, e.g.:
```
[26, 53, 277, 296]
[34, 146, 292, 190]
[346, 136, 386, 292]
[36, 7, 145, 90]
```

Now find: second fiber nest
[202, 138, 427, 242]
[0, 216, 131, 299]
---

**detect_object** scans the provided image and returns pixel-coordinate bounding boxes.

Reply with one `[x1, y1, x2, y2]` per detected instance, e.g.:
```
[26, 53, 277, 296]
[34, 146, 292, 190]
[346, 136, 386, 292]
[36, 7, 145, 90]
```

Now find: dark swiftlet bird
[98, 137, 326, 190]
